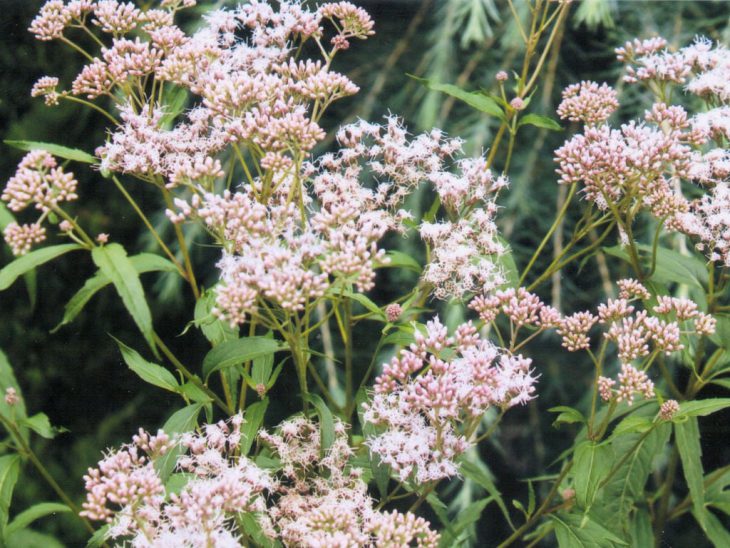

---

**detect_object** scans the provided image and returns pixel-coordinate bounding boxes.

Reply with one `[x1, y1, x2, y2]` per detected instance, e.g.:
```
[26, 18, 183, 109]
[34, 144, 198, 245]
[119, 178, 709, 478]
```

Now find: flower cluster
[260, 417, 439, 547]
[363, 317, 536, 483]
[2, 150, 78, 255]
[556, 80, 619, 126]
[81, 416, 273, 547]
[82, 414, 440, 547]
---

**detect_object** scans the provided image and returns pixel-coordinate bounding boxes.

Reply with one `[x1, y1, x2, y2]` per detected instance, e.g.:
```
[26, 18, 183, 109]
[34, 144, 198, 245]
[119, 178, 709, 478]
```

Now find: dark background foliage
[1, 0, 729, 545]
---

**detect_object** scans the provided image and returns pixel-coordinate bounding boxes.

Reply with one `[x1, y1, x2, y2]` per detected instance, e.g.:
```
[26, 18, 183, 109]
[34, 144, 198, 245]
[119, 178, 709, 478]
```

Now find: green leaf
[91, 244, 156, 354]
[4, 140, 97, 164]
[628, 508, 654, 547]
[113, 338, 179, 392]
[0, 349, 27, 425]
[251, 353, 274, 387]
[610, 415, 653, 438]
[0, 455, 21, 533]
[460, 459, 514, 529]
[19, 413, 59, 439]
[675, 417, 705, 531]
[347, 292, 385, 320]
[194, 288, 239, 347]
[603, 245, 707, 289]
[164, 473, 193, 497]
[593, 423, 670, 536]
[409, 75, 504, 118]
[438, 497, 492, 546]
[382, 250, 422, 273]
[155, 404, 203, 481]
[202, 337, 286, 379]
[177, 382, 212, 404]
[549, 406, 586, 427]
[5, 529, 65, 548]
[239, 513, 280, 548]
[573, 441, 611, 510]
[241, 399, 268, 455]
[0, 244, 83, 291]
[86, 524, 110, 548]
[551, 512, 627, 547]
[700, 508, 730, 548]
[5, 502, 70, 538]
[675, 398, 730, 419]
[305, 393, 335, 457]
[53, 254, 179, 332]
[518, 113, 562, 131]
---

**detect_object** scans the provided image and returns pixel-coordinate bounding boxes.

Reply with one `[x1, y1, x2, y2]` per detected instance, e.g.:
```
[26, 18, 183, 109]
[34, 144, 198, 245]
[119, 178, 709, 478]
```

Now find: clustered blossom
[2, 150, 78, 255]
[260, 417, 439, 547]
[660, 399, 680, 420]
[469, 287, 561, 331]
[82, 415, 272, 547]
[598, 364, 655, 406]
[680, 182, 730, 266]
[554, 104, 699, 227]
[363, 317, 536, 483]
[83, 415, 440, 547]
[556, 81, 619, 126]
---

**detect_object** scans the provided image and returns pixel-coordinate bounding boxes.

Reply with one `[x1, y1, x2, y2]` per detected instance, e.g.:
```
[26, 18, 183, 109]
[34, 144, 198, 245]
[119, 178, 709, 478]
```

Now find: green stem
[111, 176, 187, 278]
[0, 415, 96, 535]
[497, 462, 573, 548]
[61, 95, 119, 125]
[519, 183, 577, 286]
[153, 333, 231, 414]
[161, 189, 200, 299]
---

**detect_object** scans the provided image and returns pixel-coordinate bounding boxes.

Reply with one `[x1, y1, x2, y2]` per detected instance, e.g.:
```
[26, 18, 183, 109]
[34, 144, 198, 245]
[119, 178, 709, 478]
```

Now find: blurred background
[2, 0, 730, 545]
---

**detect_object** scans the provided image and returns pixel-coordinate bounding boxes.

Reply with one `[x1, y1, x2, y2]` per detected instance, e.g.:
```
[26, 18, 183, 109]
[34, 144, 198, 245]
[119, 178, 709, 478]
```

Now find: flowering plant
[1, 1, 730, 546]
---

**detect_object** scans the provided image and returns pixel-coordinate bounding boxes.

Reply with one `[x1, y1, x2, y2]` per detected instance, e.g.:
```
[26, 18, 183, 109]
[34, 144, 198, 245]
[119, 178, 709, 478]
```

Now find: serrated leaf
[0, 455, 21, 533]
[154, 404, 203, 481]
[5, 502, 70, 538]
[675, 398, 730, 419]
[518, 113, 562, 131]
[251, 353, 274, 387]
[700, 508, 730, 548]
[603, 245, 707, 289]
[194, 289, 239, 347]
[610, 415, 653, 438]
[675, 417, 705, 531]
[86, 524, 110, 548]
[551, 512, 627, 547]
[628, 508, 654, 546]
[573, 441, 611, 510]
[20, 413, 60, 439]
[4, 140, 97, 164]
[305, 393, 335, 457]
[113, 338, 179, 392]
[549, 406, 586, 427]
[5, 529, 65, 548]
[593, 423, 670, 536]
[91, 244, 156, 354]
[409, 75, 504, 118]
[347, 292, 385, 320]
[177, 382, 212, 404]
[241, 399, 268, 455]
[53, 254, 179, 332]
[0, 349, 27, 426]
[0, 244, 83, 291]
[202, 337, 286, 379]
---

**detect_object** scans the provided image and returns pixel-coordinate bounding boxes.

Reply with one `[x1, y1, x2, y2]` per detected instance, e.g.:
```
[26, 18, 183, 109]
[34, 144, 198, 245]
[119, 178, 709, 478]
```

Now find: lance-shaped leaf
[91, 244, 156, 354]
[0, 455, 21, 533]
[674, 398, 730, 419]
[0, 244, 83, 291]
[113, 338, 179, 392]
[155, 403, 203, 482]
[54, 254, 178, 332]
[573, 441, 611, 510]
[518, 113, 563, 131]
[409, 75, 505, 119]
[202, 337, 287, 379]
[4, 502, 70, 538]
[4, 140, 97, 164]
[241, 399, 268, 455]
[675, 417, 706, 531]
[305, 393, 335, 457]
